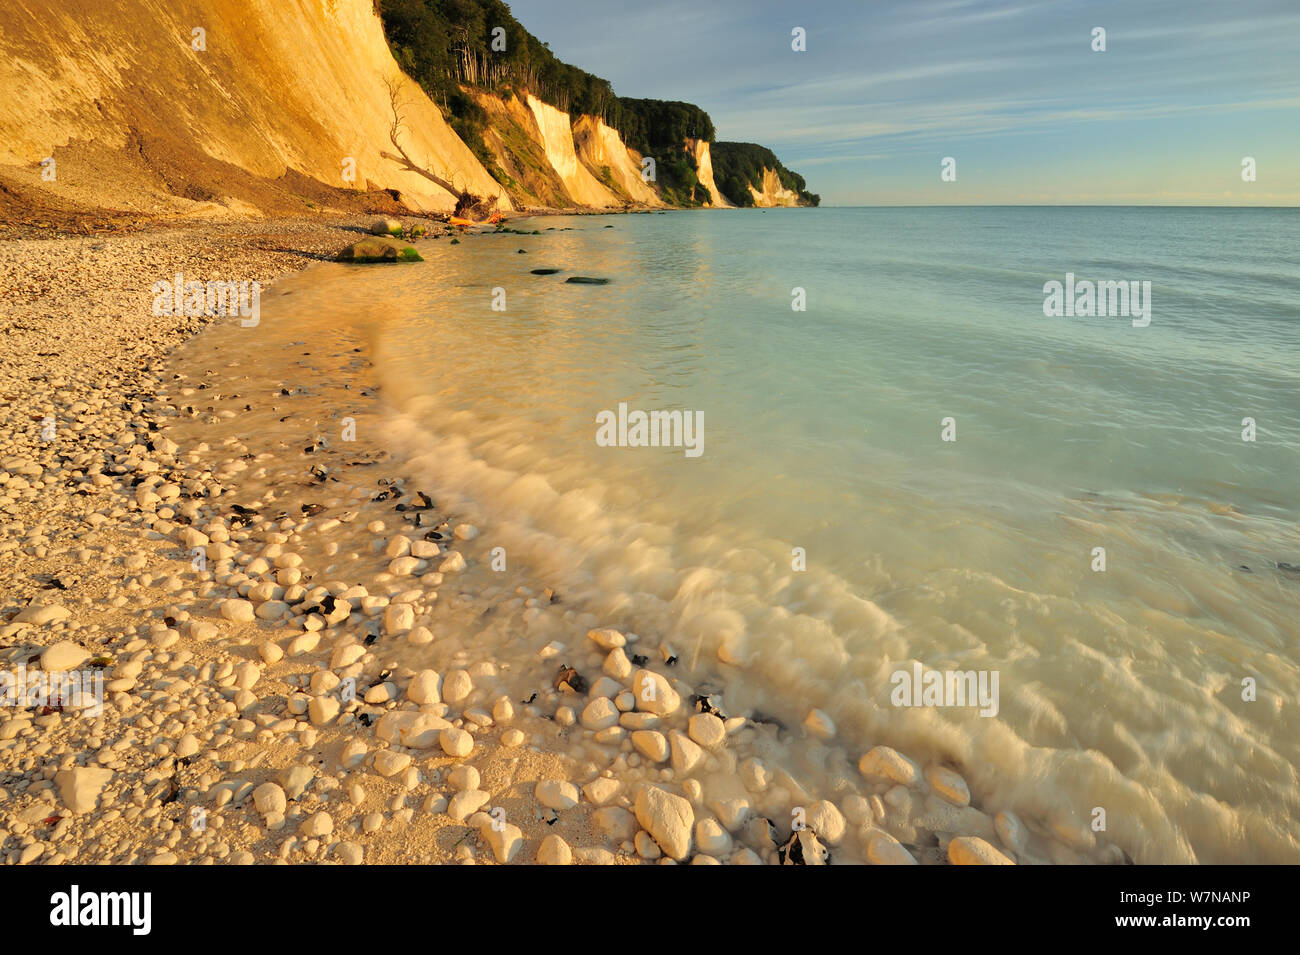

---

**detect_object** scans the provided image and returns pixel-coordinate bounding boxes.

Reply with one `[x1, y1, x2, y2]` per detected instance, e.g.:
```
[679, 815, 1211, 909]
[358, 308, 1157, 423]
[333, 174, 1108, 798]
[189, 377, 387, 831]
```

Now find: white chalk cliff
[0, 0, 809, 218]
[747, 167, 802, 207]
[572, 116, 662, 206]
[525, 94, 620, 208]
[0, 0, 510, 214]
[686, 138, 733, 208]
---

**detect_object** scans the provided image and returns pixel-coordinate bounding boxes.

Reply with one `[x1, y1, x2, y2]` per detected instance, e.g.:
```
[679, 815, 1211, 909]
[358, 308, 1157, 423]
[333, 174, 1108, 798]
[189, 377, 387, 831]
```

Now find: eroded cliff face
[747, 167, 802, 207]
[685, 138, 732, 208]
[524, 94, 618, 208]
[0, 0, 511, 216]
[470, 91, 573, 209]
[470, 97, 661, 209]
[0, 0, 811, 221]
[572, 116, 662, 206]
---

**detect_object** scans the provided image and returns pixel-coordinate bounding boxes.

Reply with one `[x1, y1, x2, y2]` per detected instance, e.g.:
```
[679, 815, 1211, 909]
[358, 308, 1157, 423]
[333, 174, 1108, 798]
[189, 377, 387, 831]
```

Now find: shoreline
[1, 215, 1107, 865]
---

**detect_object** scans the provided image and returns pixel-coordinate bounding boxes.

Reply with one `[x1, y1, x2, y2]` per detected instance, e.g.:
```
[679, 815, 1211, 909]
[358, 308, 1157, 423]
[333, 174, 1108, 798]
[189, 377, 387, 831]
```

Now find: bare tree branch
[378, 74, 501, 222]
[380, 75, 463, 199]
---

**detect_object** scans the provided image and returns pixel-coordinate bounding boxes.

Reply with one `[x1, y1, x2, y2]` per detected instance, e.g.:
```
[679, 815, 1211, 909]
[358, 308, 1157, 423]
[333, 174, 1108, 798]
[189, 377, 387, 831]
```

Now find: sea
[222, 207, 1300, 863]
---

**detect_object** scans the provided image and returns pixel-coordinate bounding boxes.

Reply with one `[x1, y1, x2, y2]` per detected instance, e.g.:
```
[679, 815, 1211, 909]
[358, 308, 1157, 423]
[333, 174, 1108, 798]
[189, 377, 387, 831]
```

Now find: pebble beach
[0, 217, 1122, 866]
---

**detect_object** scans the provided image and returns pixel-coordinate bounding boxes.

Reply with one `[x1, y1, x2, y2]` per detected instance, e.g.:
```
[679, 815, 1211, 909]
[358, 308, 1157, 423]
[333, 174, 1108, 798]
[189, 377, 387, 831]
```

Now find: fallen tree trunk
[381, 75, 497, 220]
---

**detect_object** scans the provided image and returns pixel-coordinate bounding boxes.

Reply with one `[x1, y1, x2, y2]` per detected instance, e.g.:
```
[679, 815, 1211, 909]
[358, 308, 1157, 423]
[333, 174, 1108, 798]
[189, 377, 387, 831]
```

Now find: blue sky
[505, 0, 1300, 205]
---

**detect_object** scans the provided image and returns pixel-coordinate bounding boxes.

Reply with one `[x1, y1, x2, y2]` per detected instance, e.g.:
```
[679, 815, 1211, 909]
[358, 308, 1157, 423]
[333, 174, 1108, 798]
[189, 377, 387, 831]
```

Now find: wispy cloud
[506, 0, 1300, 204]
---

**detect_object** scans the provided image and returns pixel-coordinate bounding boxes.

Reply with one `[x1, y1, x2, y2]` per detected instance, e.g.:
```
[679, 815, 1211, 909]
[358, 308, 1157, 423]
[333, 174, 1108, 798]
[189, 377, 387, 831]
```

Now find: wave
[379, 385, 1300, 863]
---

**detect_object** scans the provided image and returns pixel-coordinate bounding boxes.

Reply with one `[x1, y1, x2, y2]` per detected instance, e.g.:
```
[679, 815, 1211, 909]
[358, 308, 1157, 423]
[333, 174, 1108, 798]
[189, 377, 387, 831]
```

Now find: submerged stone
[337, 236, 422, 263]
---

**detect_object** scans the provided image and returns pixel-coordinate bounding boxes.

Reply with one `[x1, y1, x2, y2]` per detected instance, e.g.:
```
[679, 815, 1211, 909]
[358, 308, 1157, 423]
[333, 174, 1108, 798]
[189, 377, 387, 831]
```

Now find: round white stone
[535, 779, 579, 810]
[407, 669, 441, 704]
[220, 599, 255, 623]
[440, 727, 474, 758]
[687, 713, 726, 749]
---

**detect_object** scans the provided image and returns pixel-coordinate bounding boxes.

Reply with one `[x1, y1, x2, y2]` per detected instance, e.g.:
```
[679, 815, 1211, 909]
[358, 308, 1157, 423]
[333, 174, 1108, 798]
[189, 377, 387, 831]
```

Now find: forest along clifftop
[0, 0, 818, 226]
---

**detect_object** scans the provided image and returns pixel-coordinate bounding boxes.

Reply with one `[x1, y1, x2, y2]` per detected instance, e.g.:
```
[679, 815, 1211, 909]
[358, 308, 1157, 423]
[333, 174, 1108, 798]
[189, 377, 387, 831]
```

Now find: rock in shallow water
[581, 696, 619, 731]
[695, 818, 731, 856]
[805, 800, 847, 845]
[859, 745, 921, 787]
[632, 669, 680, 716]
[438, 551, 466, 574]
[442, 669, 472, 703]
[803, 708, 836, 739]
[634, 786, 693, 860]
[926, 765, 971, 807]
[587, 627, 625, 649]
[948, 835, 1015, 865]
[631, 730, 668, 763]
[406, 669, 441, 705]
[994, 810, 1028, 854]
[866, 829, 917, 865]
[687, 713, 726, 749]
[337, 236, 422, 263]
[582, 777, 620, 806]
[384, 603, 415, 635]
[669, 731, 703, 774]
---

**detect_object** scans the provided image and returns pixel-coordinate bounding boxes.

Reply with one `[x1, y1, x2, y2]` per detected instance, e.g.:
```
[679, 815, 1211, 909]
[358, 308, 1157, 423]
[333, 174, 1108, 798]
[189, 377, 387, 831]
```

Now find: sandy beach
[0, 216, 1139, 866]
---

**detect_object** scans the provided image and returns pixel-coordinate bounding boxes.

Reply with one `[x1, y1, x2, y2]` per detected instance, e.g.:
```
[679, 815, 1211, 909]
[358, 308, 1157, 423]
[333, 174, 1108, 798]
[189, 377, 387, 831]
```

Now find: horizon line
[750, 204, 1300, 210]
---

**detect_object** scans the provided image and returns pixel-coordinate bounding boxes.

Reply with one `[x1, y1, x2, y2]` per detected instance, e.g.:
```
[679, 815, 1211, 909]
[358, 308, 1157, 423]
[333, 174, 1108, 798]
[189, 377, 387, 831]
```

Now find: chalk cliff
[0, 0, 510, 217]
[748, 167, 802, 207]
[686, 138, 733, 208]
[524, 95, 619, 209]
[572, 116, 663, 206]
[0, 0, 814, 221]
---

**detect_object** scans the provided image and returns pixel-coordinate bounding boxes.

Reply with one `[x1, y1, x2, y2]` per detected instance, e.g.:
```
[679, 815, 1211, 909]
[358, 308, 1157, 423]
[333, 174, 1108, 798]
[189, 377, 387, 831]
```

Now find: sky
[505, 0, 1300, 205]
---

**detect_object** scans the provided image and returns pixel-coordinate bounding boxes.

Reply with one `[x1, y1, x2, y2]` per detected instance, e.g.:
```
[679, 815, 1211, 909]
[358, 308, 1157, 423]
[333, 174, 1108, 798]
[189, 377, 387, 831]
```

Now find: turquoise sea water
[270, 208, 1300, 862]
